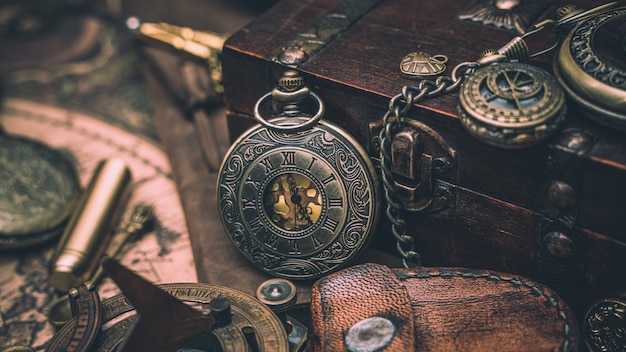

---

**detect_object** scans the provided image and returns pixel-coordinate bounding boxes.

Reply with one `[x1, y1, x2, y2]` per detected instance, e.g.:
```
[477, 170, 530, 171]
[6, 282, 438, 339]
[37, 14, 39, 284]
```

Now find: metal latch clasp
[391, 129, 434, 211]
[370, 118, 456, 212]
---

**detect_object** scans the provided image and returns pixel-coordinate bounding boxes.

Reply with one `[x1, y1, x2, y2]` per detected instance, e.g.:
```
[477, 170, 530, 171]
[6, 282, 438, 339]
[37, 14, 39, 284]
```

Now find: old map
[0, 19, 197, 350]
[0, 98, 197, 350]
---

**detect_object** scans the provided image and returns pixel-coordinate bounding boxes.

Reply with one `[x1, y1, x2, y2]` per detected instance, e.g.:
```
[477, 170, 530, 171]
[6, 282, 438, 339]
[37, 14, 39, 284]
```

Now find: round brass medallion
[583, 298, 626, 352]
[458, 62, 566, 148]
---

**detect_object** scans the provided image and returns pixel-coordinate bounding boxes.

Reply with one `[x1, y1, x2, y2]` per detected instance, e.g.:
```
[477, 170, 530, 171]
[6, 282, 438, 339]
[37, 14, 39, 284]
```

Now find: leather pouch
[309, 263, 580, 352]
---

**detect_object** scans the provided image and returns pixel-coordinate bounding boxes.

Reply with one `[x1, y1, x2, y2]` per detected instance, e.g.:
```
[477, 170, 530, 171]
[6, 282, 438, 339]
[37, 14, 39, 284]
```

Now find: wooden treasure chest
[218, 0, 626, 324]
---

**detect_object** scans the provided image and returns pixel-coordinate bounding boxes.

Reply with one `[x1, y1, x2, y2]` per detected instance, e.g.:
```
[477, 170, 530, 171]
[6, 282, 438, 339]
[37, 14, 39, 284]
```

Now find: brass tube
[49, 158, 132, 292]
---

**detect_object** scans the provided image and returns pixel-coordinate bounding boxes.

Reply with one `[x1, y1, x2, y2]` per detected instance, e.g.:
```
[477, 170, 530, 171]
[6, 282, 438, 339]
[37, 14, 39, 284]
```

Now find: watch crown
[556, 5, 582, 21]
[272, 70, 310, 116]
[278, 70, 305, 92]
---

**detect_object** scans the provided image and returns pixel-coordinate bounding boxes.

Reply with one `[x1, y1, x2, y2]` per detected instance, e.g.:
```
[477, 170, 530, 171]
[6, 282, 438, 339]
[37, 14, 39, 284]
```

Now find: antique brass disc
[399, 52, 448, 79]
[583, 298, 626, 352]
[457, 62, 566, 148]
[554, 6, 626, 130]
[45, 283, 289, 352]
[0, 135, 81, 249]
[217, 115, 380, 280]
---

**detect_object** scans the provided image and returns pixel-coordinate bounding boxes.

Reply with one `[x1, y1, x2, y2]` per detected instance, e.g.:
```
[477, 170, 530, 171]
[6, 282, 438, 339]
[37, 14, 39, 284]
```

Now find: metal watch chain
[380, 63, 470, 267]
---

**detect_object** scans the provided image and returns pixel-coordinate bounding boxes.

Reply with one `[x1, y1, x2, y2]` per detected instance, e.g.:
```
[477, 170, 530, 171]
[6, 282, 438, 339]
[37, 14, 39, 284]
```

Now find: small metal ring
[450, 62, 474, 83]
[253, 91, 325, 132]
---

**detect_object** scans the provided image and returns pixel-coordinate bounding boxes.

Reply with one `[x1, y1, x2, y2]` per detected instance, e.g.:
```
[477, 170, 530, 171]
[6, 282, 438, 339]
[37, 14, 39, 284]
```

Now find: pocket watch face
[218, 117, 379, 280]
[263, 169, 323, 232]
[458, 62, 566, 148]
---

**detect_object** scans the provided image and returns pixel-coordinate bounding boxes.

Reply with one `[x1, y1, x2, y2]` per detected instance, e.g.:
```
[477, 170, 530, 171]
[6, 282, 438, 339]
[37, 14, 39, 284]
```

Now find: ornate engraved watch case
[458, 61, 566, 148]
[217, 71, 380, 280]
[554, 5, 626, 130]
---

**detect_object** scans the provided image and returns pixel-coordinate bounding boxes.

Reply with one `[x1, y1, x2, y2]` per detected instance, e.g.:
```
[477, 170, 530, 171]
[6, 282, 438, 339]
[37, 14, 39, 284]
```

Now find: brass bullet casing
[49, 158, 132, 292]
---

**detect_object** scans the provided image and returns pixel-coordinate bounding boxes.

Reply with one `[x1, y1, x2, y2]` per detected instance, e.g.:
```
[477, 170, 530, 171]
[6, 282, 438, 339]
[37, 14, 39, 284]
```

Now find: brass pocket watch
[217, 70, 380, 280]
[457, 60, 566, 148]
[554, 3, 626, 130]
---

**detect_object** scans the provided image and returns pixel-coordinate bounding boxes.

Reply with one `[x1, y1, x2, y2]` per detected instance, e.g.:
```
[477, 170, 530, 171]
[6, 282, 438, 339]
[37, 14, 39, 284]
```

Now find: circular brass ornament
[217, 101, 379, 280]
[400, 52, 448, 79]
[457, 62, 566, 148]
[46, 283, 289, 352]
[554, 6, 626, 130]
[0, 135, 81, 249]
[583, 298, 626, 352]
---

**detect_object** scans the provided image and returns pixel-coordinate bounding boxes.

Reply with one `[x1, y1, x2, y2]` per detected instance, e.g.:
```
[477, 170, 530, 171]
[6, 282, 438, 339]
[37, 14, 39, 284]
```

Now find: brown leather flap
[310, 263, 416, 352]
[310, 263, 581, 352]
[394, 266, 581, 352]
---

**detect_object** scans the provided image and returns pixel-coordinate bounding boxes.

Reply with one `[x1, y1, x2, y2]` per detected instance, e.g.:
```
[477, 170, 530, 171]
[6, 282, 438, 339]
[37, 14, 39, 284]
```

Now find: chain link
[379, 63, 470, 267]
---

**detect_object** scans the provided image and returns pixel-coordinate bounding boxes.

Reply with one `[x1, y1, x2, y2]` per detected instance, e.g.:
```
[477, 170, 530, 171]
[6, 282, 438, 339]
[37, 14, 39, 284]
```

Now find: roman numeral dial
[217, 111, 379, 279]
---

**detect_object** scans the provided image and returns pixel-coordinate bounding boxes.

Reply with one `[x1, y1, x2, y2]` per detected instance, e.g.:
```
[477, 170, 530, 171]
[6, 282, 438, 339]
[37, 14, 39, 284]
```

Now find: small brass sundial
[45, 258, 290, 352]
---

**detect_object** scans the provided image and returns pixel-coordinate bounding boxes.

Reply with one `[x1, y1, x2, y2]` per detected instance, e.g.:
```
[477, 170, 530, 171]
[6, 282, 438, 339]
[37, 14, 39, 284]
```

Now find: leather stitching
[393, 267, 576, 352]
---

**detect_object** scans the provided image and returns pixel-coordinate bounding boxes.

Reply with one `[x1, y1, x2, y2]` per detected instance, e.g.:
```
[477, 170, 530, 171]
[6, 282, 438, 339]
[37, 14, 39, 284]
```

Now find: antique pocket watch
[457, 60, 566, 148]
[217, 70, 380, 280]
[554, 4, 626, 130]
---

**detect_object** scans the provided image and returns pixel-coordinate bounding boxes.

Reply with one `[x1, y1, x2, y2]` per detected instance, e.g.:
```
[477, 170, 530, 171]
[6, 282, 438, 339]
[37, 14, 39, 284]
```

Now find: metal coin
[457, 62, 566, 148]
[0, 135, 81, 249]
[583, 298, 626, 352]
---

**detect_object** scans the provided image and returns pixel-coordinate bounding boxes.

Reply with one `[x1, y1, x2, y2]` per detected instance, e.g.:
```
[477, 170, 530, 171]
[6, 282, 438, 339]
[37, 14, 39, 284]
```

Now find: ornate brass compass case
[554, 5, 626, 130]
[458, 62, 566, 148]
[217, 71, 380, 279]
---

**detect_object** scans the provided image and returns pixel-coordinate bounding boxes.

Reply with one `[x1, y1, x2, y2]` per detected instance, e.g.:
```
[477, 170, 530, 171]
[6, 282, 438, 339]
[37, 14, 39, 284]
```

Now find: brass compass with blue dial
[217, 71, 380, 280]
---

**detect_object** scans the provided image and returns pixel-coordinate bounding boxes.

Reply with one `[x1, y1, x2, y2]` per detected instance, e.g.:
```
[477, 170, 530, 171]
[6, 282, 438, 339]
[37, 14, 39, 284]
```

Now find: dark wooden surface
[222, 0, 626, 314]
